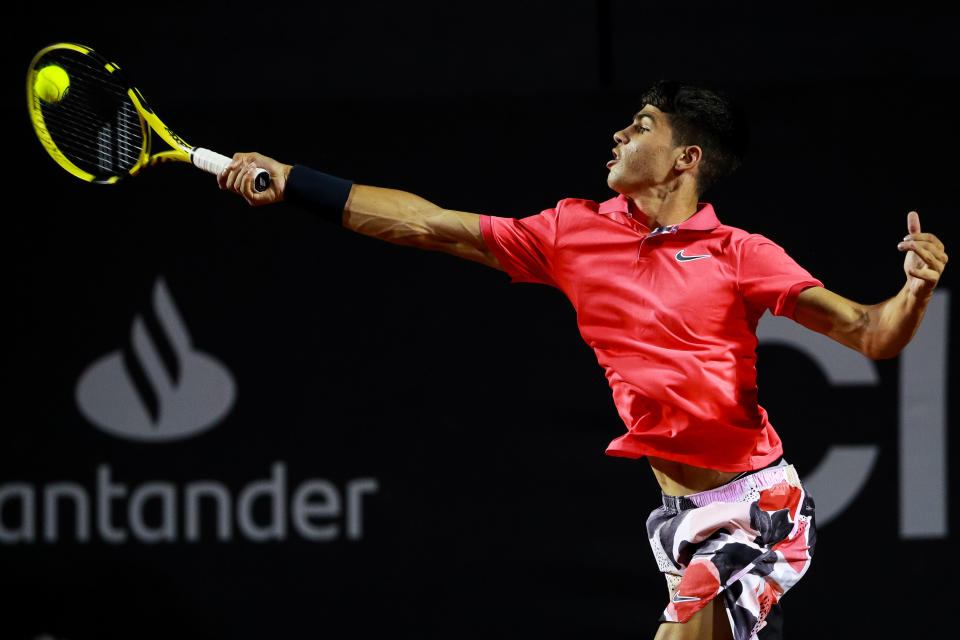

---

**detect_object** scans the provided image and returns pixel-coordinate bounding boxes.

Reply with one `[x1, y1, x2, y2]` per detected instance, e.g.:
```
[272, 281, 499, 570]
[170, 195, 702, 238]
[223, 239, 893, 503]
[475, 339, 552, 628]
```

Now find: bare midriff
[647, 456, 741, 497]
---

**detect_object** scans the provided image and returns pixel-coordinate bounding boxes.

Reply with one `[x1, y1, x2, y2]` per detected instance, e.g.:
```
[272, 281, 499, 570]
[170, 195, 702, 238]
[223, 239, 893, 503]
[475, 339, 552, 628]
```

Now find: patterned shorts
[646, 462, 816, 640]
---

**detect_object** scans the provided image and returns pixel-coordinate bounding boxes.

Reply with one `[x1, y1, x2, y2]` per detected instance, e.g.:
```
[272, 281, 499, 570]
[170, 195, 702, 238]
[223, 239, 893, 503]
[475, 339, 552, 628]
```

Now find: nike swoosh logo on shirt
[672, 592, 701, 603]
[675, 250, 711, 262]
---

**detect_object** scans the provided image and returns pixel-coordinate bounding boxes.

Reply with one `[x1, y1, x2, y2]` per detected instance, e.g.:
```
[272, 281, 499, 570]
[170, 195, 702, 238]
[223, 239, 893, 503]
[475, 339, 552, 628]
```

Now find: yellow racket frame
[27, 42, 197, 184]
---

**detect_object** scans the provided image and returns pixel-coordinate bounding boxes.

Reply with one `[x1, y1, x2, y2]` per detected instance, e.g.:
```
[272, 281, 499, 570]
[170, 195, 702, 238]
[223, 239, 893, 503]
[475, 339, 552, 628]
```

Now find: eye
[635, 124, 650, 133]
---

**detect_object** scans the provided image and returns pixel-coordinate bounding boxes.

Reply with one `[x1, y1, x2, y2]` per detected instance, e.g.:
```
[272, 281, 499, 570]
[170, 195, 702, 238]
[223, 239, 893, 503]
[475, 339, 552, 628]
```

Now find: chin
[606, 172, 627, 194]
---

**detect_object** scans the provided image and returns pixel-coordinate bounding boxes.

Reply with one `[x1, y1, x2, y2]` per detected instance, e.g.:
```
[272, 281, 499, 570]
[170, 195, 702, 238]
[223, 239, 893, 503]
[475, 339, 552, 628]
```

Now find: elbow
[844, 308, 903, 360]
[860, 339, 906, 361]
[863, 347, 900, 361]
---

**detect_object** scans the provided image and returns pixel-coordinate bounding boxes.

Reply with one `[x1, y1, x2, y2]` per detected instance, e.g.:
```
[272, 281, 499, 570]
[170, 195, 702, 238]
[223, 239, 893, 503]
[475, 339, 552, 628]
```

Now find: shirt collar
[598, 194, 721, 232]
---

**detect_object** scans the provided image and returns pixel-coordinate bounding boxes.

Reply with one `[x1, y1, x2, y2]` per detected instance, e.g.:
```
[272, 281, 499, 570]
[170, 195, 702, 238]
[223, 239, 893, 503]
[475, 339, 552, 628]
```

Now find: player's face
[606, 105, 682, 195]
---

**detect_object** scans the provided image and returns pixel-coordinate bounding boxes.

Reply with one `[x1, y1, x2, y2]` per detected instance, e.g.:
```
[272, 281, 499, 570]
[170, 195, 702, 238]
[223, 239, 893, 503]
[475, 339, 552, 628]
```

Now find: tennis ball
[35, 65, 70, 103]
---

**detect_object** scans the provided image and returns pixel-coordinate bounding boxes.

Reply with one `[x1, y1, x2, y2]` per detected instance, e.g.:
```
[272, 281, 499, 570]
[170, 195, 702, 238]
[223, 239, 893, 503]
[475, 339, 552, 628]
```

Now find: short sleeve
[480, 206, 560, 287]
[738, 235, 823, 318]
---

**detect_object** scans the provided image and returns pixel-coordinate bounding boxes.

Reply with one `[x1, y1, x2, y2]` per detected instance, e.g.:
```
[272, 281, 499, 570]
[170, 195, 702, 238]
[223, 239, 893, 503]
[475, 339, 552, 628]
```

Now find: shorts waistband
[661, 464, 799, 512]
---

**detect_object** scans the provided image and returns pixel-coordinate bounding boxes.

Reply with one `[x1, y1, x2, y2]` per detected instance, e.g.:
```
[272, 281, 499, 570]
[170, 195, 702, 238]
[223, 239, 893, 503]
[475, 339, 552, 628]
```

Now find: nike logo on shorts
[675, 249, 711, 262]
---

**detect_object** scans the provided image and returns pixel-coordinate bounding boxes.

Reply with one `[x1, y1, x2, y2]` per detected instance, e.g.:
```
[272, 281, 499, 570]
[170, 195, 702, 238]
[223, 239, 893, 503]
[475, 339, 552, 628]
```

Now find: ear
[675, 145, 702, 172]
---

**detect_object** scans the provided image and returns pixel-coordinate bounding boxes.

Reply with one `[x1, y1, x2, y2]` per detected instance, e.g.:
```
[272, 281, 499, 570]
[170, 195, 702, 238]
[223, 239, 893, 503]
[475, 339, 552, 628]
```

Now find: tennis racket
[26, 42, 269, 191]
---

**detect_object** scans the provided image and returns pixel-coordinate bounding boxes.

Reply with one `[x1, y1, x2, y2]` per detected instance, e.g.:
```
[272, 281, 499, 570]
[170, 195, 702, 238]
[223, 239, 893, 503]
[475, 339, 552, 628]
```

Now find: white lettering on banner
[0, 463, 379, 544]
[26, 276, 383, 546]
[43, 483, 91, 543]
[185, 482, 232, 542]
[756, 289, 949, 538]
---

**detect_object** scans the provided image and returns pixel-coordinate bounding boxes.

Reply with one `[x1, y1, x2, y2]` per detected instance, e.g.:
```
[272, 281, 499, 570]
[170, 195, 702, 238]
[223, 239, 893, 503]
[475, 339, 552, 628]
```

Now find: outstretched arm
[344, 184, 501, 268]
[216, 152, 503, 270]
[793, 211, 948, 359]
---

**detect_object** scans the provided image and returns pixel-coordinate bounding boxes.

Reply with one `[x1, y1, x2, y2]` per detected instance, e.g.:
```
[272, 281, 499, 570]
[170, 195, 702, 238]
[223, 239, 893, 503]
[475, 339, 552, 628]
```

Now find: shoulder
[533, 198, 606, 227]
[717, 226, 788, 252]
[709, 226, 799, 273]
[502, 198, 602, 221]
[554, 197, 604, 214]
[714, 223, 757, 241]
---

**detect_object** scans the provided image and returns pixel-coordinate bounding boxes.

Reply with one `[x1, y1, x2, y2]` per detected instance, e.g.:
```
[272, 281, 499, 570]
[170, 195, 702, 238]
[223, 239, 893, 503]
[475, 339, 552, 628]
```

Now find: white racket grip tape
[192, 147, 270, 192]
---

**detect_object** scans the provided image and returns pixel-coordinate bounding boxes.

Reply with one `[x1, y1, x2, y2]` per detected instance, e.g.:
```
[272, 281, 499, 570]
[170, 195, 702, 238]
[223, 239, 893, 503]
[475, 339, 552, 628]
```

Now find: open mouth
[606, 150, 619, 168]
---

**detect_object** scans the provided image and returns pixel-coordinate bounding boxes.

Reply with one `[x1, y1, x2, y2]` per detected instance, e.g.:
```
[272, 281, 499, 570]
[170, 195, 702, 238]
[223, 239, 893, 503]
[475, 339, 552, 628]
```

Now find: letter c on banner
[756, 312, 880, 527]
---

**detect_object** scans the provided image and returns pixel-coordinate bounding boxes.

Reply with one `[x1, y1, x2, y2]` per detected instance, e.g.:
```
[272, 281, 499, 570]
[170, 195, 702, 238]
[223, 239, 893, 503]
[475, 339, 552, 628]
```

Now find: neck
[626, 185, 701, 230]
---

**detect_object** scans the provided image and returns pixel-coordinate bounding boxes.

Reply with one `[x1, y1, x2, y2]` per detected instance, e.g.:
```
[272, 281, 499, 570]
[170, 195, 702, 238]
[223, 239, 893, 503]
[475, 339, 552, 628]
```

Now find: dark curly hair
[639, 81, 748, 195]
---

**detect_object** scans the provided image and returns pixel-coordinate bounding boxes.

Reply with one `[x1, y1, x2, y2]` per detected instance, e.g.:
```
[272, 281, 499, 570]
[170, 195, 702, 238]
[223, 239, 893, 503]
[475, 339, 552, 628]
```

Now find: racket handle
[192, 147, 270, 193]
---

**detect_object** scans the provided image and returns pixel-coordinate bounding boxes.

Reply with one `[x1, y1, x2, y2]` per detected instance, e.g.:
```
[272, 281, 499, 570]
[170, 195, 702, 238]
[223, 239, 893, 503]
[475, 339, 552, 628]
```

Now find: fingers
[900, 211, 945, 256]
[217, 152, 256, 193]
[901, 212, 945, 283]
[898, 221, 949, 288]
[898, 237, 949, 265]
[905, 258, 944, 285]
[907, 210, 921, 235]
[907, 267, 941, 284]
[232, 162, 256, 194]
[902, 232, 944, 248]
[217, 152, 278, 206]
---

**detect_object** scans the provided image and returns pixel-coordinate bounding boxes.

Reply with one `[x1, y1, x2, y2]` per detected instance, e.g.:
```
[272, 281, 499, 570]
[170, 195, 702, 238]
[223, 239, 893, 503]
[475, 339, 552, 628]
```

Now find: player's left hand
[897, 211, 948, 298]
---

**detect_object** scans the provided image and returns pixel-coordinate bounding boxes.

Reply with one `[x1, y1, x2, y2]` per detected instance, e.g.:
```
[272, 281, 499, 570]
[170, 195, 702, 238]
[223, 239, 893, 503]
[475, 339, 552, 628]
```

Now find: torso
[549, 199, 789, 470]
[480, 197, 821, 472]
[647, 456, 740, 496]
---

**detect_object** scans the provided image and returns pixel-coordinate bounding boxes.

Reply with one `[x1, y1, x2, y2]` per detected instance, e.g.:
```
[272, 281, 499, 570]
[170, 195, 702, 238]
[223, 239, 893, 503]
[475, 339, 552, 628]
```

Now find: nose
[613, 129, 627, 145]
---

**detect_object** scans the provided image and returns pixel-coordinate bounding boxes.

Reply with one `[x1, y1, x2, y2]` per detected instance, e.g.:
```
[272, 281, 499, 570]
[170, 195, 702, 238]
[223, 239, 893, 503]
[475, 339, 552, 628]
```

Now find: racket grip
[192, 147, 270, 193]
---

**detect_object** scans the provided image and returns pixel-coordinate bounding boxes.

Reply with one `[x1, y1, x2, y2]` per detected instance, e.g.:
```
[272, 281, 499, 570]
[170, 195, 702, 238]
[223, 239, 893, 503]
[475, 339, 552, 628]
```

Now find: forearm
[343, 185, 494, 265]
[794, 285, 931, 360]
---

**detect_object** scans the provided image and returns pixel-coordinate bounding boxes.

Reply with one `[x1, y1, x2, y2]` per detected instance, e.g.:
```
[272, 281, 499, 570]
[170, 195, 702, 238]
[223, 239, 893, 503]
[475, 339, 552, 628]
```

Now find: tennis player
[218, 81, 947, 640]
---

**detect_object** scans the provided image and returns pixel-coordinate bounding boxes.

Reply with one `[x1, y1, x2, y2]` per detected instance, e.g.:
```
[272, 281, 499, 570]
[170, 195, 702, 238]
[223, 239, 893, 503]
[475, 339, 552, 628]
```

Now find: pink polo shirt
[480, 194, 823, 472]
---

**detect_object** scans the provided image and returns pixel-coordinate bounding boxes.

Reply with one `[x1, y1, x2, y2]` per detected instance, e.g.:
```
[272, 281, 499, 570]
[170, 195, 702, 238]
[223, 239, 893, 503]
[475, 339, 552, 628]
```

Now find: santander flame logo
[75, 278, 236, 442]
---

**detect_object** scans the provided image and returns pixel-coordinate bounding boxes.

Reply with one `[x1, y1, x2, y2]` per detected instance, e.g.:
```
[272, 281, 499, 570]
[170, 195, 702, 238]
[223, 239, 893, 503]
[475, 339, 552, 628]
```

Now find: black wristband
[284, 164, 354, 225]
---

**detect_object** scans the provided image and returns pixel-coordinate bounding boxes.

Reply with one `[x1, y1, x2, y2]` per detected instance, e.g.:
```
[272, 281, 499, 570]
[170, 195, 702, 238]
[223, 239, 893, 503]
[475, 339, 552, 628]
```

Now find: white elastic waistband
[661, 464, 799, 511]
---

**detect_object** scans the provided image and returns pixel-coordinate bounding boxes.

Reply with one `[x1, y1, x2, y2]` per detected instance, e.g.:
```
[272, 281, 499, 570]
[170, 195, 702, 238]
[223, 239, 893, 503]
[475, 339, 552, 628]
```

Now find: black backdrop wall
[4, 4, 957, 639]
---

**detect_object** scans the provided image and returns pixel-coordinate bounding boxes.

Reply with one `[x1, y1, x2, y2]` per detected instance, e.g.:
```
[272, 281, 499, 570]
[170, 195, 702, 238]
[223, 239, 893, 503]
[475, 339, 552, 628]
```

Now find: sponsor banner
[3, 278, 379, 548]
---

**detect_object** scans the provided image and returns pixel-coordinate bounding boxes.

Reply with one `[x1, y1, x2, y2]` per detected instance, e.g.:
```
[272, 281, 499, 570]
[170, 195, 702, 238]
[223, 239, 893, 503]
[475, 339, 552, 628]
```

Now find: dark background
[4, 3, 957, 638]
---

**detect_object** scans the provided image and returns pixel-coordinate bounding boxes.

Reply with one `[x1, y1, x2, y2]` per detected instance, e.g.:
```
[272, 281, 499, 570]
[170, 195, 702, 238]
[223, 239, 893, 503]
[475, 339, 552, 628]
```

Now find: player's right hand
[218, 152, 292, 207]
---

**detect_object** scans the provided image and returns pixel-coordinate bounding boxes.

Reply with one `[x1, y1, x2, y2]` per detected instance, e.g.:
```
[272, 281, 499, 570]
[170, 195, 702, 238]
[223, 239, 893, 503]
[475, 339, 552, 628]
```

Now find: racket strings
[33, 50, 146, 180]
[43, 102, 143, 169]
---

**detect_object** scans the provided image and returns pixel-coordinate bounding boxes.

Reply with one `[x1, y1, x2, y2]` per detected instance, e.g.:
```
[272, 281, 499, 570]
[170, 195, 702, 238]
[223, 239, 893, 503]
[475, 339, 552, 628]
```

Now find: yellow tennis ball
[35, 65, 70, 103]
